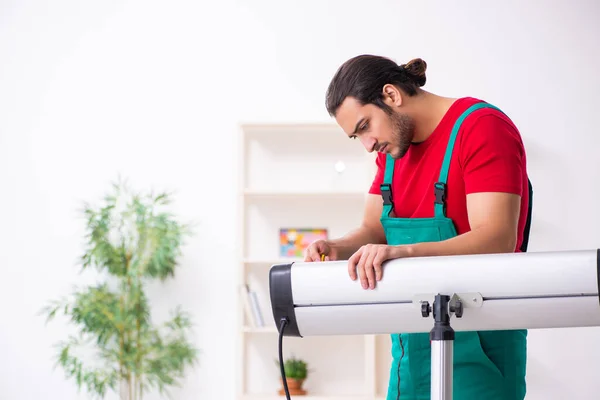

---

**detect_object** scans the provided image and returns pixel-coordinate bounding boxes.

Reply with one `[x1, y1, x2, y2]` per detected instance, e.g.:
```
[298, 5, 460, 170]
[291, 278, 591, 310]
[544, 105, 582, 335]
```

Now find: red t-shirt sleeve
[458, 114, 525, 196]
[369, 153, 385, 194]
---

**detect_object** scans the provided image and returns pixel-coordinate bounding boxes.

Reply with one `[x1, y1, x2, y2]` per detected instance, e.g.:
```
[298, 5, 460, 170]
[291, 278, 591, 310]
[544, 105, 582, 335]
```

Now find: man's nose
[360, 136, 376, 152]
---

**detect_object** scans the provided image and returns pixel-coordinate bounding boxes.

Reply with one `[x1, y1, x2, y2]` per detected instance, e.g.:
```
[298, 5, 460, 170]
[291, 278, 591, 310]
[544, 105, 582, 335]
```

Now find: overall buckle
[380, 183, 393, 206]
[434, 182, 446, 205]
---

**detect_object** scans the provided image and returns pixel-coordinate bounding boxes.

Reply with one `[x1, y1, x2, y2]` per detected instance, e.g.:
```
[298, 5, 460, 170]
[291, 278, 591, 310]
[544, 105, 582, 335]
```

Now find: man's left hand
[347, 244, 411, 289]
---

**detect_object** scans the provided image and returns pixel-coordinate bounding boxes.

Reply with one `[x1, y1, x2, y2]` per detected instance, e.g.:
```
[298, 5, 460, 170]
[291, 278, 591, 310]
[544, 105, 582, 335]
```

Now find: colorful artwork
[279, 228, 328, 258]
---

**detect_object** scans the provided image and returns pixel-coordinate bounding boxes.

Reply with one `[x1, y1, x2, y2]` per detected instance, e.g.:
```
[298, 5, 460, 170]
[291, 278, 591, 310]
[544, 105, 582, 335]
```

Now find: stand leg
[423, 294, 455, 400]
[431, 339, 452, 400]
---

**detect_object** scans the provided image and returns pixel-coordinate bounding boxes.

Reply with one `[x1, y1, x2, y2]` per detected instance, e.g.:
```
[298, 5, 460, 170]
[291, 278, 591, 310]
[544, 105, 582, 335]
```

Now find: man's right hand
[304, 239, 339, 262]
[302, 195, 386, 262]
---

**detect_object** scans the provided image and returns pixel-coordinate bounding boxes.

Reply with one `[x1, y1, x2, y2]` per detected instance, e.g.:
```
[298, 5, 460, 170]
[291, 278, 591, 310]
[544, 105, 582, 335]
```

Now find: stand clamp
[417, 293, 482, 400]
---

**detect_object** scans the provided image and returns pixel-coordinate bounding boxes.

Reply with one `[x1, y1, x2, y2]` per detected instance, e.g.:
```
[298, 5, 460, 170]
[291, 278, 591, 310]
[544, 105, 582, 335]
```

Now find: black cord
[278, 317, 291, 400]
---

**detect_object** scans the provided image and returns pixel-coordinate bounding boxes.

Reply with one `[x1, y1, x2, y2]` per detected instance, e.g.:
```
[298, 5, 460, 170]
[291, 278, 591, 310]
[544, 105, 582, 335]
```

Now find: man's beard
[389, 111, 415, 159]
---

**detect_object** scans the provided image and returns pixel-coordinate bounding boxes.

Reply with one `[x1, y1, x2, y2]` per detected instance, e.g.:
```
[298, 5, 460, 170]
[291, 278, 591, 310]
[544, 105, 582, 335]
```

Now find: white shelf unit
[236, 123, 392, 400]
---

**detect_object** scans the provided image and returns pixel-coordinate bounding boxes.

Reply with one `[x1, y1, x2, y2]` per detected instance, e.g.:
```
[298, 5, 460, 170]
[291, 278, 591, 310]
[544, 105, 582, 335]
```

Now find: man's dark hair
[325, 55, 427, 117]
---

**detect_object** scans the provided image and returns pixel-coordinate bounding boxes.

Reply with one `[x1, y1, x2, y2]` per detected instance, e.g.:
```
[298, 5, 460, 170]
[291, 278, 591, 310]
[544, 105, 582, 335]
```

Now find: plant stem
[124, 250, 132, 399]
[119, 290, 126, 394]
[134, 223, 144, 400]
[135, 284, 141, 400]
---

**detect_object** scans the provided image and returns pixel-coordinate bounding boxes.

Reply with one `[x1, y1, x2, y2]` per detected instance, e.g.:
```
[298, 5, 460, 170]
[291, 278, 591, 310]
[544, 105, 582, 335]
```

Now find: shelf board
[242, 326, 278, 333]
[239, 122, 341, 134]
[243, 258, 302, 266]
[241, 395, 385, 400]
[243, 190, 367, 198]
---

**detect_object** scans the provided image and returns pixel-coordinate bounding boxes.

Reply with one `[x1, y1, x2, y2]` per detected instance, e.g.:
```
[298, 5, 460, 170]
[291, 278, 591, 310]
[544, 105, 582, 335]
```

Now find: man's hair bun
[401, 58, 427, 87]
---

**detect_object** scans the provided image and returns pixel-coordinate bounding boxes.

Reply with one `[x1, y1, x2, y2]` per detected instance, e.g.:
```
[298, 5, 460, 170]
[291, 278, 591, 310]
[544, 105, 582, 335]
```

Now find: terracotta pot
[278, 377, 306, 396]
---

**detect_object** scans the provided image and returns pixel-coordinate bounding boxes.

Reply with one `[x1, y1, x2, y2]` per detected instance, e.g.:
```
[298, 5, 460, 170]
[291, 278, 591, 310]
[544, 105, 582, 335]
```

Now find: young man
[304, 55, 531, 400]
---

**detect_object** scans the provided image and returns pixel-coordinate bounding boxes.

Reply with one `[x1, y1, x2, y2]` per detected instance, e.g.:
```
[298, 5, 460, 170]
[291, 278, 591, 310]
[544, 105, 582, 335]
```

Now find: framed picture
[279, 228, 328, 258]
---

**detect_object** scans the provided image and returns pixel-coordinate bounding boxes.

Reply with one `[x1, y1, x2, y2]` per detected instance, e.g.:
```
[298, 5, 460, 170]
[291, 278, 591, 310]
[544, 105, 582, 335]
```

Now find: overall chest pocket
[381, 217, 456, 245]
[382, 220, 442, 245]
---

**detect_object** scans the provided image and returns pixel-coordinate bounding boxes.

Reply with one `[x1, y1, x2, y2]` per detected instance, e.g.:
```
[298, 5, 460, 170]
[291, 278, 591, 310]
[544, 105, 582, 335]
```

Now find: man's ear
[382, 84, 402, 108]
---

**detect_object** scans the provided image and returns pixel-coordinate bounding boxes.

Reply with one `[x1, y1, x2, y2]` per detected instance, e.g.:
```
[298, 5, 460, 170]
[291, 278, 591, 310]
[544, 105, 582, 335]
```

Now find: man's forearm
[329, 225, 387, 260]
[406, 225, 517, 258]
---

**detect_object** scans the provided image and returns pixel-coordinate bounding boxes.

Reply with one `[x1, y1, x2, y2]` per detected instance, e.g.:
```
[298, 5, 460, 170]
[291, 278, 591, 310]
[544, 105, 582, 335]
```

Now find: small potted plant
[277, 356, 309, 396]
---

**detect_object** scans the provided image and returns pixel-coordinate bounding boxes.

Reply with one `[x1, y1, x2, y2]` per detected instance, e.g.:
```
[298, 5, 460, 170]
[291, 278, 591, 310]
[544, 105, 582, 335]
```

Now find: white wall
[1, 0, 599, 399]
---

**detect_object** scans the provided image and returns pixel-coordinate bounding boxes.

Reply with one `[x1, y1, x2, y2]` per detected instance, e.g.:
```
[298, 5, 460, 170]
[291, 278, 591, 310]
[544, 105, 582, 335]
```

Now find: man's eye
[361, 123, 368, 131]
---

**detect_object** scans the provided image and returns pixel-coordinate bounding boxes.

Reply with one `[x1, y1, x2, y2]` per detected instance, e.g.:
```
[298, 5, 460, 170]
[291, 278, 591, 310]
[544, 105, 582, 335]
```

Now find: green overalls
[381, 103, 528, 400]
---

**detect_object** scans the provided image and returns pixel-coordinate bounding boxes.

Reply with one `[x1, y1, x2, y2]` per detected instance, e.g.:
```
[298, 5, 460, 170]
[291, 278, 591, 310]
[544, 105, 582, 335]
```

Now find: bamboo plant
[41, 179, 199, 400]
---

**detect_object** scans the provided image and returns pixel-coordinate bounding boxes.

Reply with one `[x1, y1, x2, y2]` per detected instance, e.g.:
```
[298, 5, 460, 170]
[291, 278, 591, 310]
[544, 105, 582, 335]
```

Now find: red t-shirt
[369, 97, 530, 252]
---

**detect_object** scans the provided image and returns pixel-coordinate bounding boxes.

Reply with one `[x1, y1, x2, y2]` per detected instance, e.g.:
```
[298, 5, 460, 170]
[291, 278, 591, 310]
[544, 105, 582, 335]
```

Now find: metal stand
[420, 294, 465, 400]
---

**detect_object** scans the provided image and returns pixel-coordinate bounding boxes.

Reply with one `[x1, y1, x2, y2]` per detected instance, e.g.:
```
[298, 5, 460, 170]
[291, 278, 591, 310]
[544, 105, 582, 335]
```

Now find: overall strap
[380, 153, 395, 217]
[434, 102, 502, 218]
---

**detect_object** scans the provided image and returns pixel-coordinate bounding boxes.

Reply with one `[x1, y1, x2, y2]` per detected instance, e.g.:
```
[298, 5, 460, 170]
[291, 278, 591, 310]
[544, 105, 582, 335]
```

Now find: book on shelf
[240, 283, 264, 327]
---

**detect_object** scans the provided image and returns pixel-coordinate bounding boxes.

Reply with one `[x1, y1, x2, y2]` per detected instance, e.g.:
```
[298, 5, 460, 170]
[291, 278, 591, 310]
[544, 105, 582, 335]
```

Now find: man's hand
[304, 239, 339, 262]
[347, 244, 411, 289]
